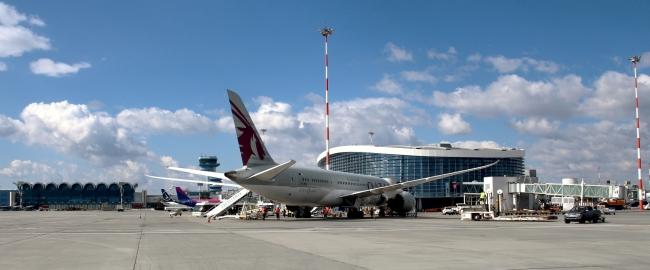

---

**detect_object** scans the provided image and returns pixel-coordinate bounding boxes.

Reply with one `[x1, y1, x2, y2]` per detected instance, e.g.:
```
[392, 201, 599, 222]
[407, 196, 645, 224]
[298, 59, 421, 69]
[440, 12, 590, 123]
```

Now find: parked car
[442, 206, 459, 215]
[564, 206, 604, 224]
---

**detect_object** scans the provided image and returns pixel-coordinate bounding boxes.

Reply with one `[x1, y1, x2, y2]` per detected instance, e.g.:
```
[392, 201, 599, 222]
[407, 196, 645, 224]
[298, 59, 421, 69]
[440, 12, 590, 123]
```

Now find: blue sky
[1, 1, 650, 190]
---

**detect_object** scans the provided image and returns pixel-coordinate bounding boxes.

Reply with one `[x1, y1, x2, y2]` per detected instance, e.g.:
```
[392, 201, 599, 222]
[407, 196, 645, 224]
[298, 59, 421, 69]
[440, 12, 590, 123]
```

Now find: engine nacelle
[386, 191, 416, 215]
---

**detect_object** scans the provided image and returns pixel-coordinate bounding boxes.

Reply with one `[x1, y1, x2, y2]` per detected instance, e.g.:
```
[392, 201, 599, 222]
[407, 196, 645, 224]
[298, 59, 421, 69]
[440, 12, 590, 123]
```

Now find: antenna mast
[321, 27, 334, 170]
[630, 55, 645, 209]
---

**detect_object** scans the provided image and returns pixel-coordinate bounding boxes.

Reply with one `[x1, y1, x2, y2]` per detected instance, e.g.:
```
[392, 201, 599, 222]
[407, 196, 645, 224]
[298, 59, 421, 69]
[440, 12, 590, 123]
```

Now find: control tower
[198, 155, 222, 194]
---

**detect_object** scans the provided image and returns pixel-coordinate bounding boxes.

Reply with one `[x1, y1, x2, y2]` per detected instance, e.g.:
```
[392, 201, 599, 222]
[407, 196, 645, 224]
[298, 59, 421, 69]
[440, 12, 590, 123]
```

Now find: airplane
[160, 188, 191, 211]
[173, 186, 221, 208]
[147, 89, 498, 218]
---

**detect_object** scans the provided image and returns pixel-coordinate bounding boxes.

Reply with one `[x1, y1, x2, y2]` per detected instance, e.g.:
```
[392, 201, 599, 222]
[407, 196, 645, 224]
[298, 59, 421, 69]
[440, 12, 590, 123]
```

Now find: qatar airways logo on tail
[230, 101, 266, 165]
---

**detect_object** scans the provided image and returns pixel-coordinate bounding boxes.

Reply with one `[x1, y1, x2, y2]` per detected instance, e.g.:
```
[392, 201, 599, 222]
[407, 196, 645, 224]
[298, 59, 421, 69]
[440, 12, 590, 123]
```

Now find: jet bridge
[484, 176, 627, 211]
[205, 188, 251, 219]
[510, 183, 613, 198]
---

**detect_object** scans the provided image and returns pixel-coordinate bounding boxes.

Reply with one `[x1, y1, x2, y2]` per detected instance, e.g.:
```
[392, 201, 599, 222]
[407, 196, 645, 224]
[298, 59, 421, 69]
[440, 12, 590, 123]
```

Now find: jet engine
[386, 191, 416, 216]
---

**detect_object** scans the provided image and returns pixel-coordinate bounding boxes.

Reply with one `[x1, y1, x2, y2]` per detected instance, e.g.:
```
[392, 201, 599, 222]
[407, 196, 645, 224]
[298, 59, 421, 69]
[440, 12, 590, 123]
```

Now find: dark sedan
[564, 206, 604, 224]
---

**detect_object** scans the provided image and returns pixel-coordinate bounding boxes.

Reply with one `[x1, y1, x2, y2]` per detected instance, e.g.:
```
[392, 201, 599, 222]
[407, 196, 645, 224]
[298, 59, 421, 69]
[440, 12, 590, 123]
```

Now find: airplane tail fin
[175, 187, 193, 204]
[227, 89, 276, 167]
[161, 189, 173, 202]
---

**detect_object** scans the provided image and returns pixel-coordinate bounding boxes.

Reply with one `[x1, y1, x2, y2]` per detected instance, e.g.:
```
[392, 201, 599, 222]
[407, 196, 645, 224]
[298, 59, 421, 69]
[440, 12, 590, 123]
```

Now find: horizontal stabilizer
[167, 167, 228, 179]
[146, 175, 241, 188]
[247, 160, 296, 181]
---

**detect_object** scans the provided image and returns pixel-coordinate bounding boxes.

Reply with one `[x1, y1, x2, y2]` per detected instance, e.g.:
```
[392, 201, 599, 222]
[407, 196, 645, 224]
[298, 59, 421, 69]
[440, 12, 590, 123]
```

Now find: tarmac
[0, 210, 649, 270]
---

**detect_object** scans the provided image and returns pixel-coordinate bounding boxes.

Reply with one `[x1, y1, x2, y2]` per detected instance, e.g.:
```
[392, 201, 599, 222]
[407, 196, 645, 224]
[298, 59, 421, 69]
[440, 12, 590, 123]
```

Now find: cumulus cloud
[580, 71, 650, 120]
[437, 113, 472, 135]
[159, 156, 179, 168]
[400, 70, 437, 84]
[0, 2, 26, 26]
[467, 53, 482, 62]
[0, 3, 50, 57]
[527, 121, 641, 182]
[511, 117, 560, 136]
[484, 55, 560, 74]
[427, 47, 457, 62]
[116, 108, 226, 134]
[28, 16, 44, 27]
[30, 58, 91, 77]
[0, 160, 62, 183]
[247, 96, 426, 164]
[372, 74, 403, 94]
[0, 101, 151, 165]
[433, 74, 588, 119]
[639, 52, 650, 69]
[384, 42, 413, 62]
[0, 114, 20, 136]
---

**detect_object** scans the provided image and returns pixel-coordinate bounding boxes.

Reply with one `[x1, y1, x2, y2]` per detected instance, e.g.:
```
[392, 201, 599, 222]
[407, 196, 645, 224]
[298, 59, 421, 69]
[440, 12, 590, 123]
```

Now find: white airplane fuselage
[228, 165, 392, 207]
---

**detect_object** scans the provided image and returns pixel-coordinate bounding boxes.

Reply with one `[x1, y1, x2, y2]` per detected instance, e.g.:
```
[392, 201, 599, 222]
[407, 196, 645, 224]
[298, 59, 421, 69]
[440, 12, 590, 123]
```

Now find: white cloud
[28, 16, 44, 27]
[104, 160, 150, 183]
[30, 58, 91, 77]
[484, 55, 524, 73]
[116, 107, 223, 134]
[384, 42, 413, 62]
[159, 156, 179, 168]
[580, 71, 650, 120]
[4, 101, 151, 165]
[372, 74, 403, 94]
[433, 74, 587, 119]
[400, 70, 437, 84]
[484, 55, 559, 74]
[0, 160, 62, 183]
[0, 25, 50, 57]
[511, 117, 559, 136]
[0, 61, 5, 71]
[0, 2, 26, 26]
[527, 121, 641, 182]
[0, 3, 50, 57]
[467, 53, 482, 62]
[437, 113, 471, 135]
[452, 140, 502, 149]
[246, 96, 426, 164]
[427, 47, 457, 61]
[0, 114, 20, 136]
[639, 52, 650, 68]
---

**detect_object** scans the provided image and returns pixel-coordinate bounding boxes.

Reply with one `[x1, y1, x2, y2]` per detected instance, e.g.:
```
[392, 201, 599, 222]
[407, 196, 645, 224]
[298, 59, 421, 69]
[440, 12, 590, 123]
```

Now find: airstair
[205, 188, 251, 219]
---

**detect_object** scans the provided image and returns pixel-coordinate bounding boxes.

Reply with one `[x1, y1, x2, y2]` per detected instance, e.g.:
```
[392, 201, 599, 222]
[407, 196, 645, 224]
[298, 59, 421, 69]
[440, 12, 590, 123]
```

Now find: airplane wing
[339, 160, 499, 199]
[146, 175, 242, 188]
[167, 166, 228, 179]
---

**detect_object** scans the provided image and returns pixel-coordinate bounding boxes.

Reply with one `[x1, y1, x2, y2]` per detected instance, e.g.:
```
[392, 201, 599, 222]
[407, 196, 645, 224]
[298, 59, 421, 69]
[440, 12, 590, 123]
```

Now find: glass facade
[319, 151, 524, 199]
[16, 182, 135, 208]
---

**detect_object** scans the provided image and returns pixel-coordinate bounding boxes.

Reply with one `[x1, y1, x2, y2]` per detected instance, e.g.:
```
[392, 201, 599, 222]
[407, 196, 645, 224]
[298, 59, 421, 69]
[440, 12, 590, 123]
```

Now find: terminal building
[12, 181, 140, 210]
[317, 143, 525, 208]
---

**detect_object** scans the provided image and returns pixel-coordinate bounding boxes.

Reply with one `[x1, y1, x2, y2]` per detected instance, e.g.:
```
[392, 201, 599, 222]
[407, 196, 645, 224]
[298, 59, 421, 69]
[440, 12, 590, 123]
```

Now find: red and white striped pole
[630, 55, 644, 208]
[321, 27, 334, 170]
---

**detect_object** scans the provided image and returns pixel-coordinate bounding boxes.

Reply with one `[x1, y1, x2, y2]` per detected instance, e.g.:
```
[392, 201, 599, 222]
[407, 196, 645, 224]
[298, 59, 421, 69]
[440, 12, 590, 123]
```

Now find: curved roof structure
[14, 181, 137, 191]
[317, 144, 524, 163]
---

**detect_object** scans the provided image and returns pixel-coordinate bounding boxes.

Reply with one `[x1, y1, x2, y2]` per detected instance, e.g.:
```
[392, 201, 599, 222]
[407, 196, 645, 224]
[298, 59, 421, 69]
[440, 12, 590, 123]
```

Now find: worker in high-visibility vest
[479, 192, 487, 210]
